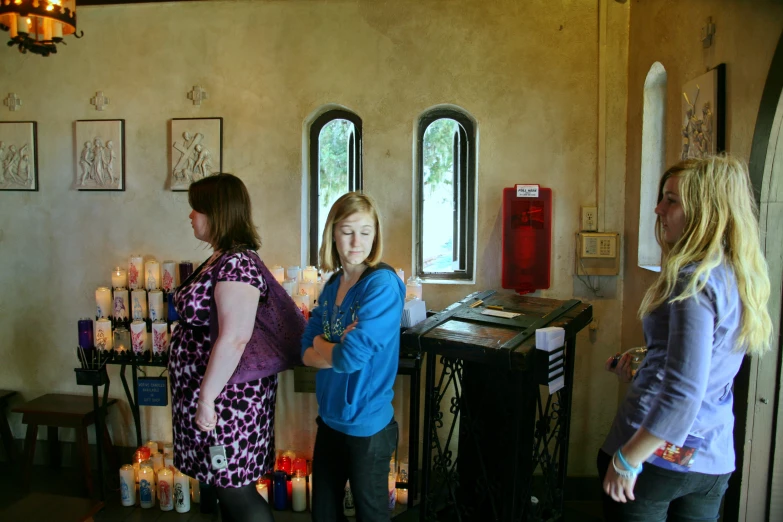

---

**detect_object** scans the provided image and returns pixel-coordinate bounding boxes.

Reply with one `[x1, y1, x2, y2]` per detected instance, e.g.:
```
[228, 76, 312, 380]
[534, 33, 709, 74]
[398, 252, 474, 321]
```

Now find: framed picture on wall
[681, 63, 726, 160]
[74, 119, 126, 191]
[0, 121, 38, 191]
[169, 117, 223, 191]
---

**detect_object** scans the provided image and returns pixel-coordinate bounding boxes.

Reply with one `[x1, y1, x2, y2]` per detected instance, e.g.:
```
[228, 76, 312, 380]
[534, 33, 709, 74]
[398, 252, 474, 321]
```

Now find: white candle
[112, 267, 127, 289]
[139, 466, 156, 508]
[151, 453, 164, 474]
[174, 471, 191, 513]
[17, 14, 29, 34]
[95, 319, 113, 351]
[286, 266, 301, 281]
[53, 21, 62, 39]
[190, 477, 201, 503]
[152, 321, 169, 355]
[256, 481, 268, 502]
[282, 279, 298, 297]
[145, 260, 161, 291]
[302, 265, 318, 283]
[128, 255, 144, 290]
[145, 440, 158, 455]
[43, 18, 52, 41]
[299, 282, 317, 307]
[120, 464, 136, 507]
[293, 294, 310, 316]
[163, 442, 174, 457]
[95, 287, 111, 319]
[397, 488, 408, 505]
[130, 320, 149, 356]
[270, 265, 285, 284]
[309, 473, 313, 510]
[131, 290, 148, 320]
[292, 475, 307, 512]
[113, 289, 129, 321]
[161, 261, 177, 292]
[164, 456, 175, 472]
[148, 290, 164, 321]
[157, 468, 174, 511]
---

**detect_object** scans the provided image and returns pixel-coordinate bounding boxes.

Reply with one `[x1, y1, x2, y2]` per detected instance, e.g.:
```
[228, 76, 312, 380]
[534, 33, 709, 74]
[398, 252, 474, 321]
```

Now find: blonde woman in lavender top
[599, 155, 773, 521]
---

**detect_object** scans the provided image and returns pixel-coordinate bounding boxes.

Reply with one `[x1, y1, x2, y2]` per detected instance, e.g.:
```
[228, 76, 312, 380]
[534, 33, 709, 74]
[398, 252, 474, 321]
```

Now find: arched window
[415, 107, 477, 281]
[308, 109, 363, 266]
[638, 62, 667, 272]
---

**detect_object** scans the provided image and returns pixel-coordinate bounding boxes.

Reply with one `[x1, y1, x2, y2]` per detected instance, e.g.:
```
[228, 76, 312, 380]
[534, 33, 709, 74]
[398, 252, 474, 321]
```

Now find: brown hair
[188, 173, 261, 252]
[319, 192, 383, 271]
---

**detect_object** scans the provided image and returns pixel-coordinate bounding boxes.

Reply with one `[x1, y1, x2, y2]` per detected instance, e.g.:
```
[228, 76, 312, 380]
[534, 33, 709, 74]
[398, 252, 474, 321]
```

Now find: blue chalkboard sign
[138, 377, 168, 406]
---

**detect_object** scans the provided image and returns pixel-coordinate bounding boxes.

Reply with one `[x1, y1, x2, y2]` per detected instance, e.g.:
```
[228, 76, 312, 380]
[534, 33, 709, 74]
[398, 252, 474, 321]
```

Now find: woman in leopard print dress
[169, 173, 276, 522]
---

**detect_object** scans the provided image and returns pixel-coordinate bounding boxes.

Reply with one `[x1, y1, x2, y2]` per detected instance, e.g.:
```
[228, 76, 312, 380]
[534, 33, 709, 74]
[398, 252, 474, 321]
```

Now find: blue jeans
[312, 416, 398, 522]
[597, 450, 730, 522]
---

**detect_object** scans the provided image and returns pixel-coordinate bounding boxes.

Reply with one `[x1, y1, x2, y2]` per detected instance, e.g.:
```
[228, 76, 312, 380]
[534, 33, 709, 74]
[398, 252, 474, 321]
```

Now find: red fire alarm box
[501, 184, 552, 294]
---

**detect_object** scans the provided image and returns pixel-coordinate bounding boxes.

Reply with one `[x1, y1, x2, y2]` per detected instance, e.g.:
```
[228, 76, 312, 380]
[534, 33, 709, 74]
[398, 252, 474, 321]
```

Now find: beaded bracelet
[612, 448, 643, 479]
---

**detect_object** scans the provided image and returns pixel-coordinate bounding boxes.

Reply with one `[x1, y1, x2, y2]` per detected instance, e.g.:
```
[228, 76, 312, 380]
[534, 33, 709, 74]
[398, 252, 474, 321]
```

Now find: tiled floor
[0, 462, 603, 521]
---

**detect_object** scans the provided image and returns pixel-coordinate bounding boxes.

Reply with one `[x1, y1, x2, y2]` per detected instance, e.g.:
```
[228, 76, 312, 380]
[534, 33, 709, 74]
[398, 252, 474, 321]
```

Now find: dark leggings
[215, 483, 275, 522]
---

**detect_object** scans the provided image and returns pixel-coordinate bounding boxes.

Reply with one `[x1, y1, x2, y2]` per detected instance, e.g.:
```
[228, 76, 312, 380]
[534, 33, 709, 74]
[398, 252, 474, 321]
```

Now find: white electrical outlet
[581, 206, 598, 231]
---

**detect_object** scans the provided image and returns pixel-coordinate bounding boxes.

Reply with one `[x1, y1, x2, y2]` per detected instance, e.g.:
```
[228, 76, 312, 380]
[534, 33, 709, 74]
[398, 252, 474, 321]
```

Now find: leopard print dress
[169, 251, 277, 488]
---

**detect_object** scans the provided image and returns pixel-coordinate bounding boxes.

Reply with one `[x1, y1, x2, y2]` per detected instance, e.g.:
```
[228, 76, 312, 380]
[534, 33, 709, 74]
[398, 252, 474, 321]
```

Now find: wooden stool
[0, 492, 104, 521]
[0, 389, 19, 465]
[12, 394, 118, 497]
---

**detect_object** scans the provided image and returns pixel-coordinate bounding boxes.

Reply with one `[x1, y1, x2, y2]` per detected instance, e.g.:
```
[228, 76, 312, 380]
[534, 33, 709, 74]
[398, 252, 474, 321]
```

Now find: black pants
[214, 482, 275, 522]
[312, 416, 398, 522]
[597, 450, 730, 522]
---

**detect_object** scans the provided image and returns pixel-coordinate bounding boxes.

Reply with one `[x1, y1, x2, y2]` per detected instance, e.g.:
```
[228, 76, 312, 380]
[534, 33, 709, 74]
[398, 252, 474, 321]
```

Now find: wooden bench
[0, 492, 104, 521]
[12, 394, 118, 497]
[0, 389, 19, 465]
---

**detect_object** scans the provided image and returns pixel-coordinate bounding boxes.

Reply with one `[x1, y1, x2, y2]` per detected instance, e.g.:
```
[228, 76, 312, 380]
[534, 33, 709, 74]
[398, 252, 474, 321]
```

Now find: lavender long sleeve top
[601, 263, 745, 475]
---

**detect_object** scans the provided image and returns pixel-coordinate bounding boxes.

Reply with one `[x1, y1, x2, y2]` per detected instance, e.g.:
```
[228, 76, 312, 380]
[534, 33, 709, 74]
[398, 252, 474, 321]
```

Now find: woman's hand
[603, 458, 638, 502]
[195, 398, 218, 432]
[605, 353, 633, 383]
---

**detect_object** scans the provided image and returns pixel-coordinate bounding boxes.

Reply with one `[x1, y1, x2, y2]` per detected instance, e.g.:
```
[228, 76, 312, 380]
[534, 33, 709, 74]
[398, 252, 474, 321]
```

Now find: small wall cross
[90, 91, 110, 111]
[187, 85, 209, 106]
[3, 93, 22, 112]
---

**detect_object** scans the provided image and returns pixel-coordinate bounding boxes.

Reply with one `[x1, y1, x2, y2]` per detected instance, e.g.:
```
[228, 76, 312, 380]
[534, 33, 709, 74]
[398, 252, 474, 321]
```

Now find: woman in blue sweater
[302, 192, 406, 522]
[599, 155, 773, 521]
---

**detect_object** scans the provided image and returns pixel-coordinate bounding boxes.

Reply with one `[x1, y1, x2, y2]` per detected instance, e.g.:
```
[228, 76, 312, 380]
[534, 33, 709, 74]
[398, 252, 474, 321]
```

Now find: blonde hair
[318, 192, 384, 272]
[639, 155, 772, 356]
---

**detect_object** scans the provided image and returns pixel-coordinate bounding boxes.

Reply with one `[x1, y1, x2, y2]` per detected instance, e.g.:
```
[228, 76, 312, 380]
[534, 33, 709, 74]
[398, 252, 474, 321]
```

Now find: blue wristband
[617, 448, 644, 474]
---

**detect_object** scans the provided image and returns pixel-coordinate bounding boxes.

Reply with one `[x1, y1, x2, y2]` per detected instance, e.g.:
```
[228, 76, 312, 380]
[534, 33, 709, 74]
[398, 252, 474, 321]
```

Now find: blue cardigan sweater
[301, 264, 406, 437]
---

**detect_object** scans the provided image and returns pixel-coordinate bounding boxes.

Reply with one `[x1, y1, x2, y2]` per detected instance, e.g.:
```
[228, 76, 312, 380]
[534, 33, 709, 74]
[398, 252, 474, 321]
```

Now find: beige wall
[0, 0, 629, 476]
[622, 0, 783, 349]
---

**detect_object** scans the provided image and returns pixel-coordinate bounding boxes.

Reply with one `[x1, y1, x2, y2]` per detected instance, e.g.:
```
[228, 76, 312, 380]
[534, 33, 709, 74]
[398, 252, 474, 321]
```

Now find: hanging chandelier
[0, 1, 81, 57]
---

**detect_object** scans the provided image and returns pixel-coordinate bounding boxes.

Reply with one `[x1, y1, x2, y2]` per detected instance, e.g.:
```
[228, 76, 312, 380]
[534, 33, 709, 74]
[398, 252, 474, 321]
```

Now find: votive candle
[174, 471, 191, 513]
[145, 260, 161, 291]
[139, 466, 156, 508]
[157, 467, 174, 511]
[302, 265, 317, 283]
[112, 267, 127, 289]
[286, 266, 301, 281]
[179, 261, 194, 283]
[95, 287, 112, 319]
[114, 328, 130, 355]
[270, 265, 285, 284]
[148, 290, 164, 321]
[78, 318, 94, 350]
[128, 255, 144, 290]
[152, 321, 169, 356]
[161, 261, 177, 292]
[95, 319, 113, 351]
[130, 320, 149, 356]
[113, 288, 129, 322]
[120, 464, 136, 507]
[131, 290, 148, 320]
[292, 474, 306, 512]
